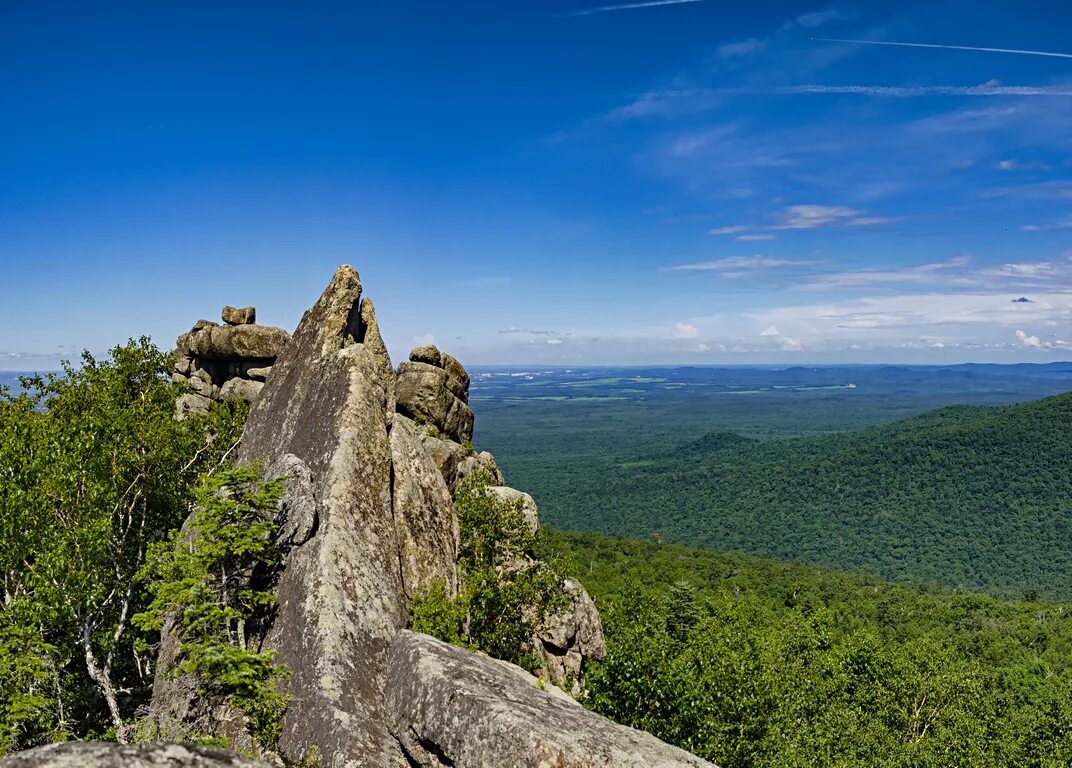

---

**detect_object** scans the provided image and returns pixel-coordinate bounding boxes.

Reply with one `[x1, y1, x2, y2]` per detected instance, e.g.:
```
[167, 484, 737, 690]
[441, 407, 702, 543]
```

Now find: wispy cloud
[768, 83, 1072, 97]
[674, 322, 699, 338]
[563, 0, 703, 17]
[665, 255, 822, 272]
[795, 254, 1072, 292]
[796, 256, 975, 291]
[610, 83, 1072, 117]
[498, 327, 568, 336]
[707, 204, 902, 236]
[718, 38, 766, 58]
[814, 38, 1072, 60]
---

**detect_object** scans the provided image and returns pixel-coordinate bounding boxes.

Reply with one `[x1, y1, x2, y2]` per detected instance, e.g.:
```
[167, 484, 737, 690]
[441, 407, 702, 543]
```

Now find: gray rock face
[175, 392, 212, 420]
[390, 415, 460, 599]
[486, 486, 539, 532]
[385, 631, 715, 768]
[536, 579, 607, 696]
[416, 432, 471, 489]
[218, 378, 264, 403]
[171, 308, 289, 408]
[0, 742, 270, 768]
[235, 266, 408, 767]
[182, 325, 290, 360]
[395, 353, 474, 443]
[222, 305, 256, 325]
[456, 450, 506, 488]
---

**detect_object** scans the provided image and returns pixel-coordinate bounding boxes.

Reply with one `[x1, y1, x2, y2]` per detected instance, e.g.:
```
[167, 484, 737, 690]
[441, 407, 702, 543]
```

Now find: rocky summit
[126, 266, 712, 768]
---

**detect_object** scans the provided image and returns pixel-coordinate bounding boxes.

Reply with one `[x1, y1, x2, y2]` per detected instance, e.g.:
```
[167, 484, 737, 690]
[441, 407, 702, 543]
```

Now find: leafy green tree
[134, 465, 287, 752]
[665, 580, 700, 642]
[0, 339, 244, 750]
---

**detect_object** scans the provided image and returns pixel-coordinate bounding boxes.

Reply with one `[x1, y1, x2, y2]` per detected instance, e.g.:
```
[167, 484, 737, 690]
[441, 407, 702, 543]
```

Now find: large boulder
[417, 432, 471, 488]
[535, 579, 606, 696]
[181, 324, 290, 360]
[0, 742, 270, 768]
[222, 305, 256, 325]
[171, 310, 290, 408]
[217, 378, 264, 403]
[395, 361, 474, 443]
[486, 486, 539, 532]
[153, 266, 409, 767]
[390, 414, 460, 599]
[384, 631, 715, 768]
[408, 345, 469, 403]
[239, 266, 406, 766]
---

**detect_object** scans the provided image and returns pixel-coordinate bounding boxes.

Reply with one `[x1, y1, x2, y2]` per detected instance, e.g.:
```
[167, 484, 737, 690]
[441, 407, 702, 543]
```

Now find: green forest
[500, 393, 1072, 599]
[544, 529, 1072, 767]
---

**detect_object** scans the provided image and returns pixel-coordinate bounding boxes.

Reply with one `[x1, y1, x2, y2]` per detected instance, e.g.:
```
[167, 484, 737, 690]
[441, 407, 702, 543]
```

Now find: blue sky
[2, 0, 1071, 369]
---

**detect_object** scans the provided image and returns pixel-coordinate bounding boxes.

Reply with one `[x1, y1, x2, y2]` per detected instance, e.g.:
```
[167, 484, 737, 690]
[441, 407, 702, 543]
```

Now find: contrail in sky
[565, 0, 703, 17]
[816, 38, 1072, 60]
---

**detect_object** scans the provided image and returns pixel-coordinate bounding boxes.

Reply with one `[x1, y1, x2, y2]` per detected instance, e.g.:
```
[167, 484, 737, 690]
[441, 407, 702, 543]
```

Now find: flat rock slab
[385, 631, 716, 768]
[0, 743, 270, 768]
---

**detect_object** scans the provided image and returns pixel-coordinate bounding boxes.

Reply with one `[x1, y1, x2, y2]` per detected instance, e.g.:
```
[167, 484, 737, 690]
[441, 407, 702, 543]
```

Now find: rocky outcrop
[390, 414, 460, 599]
[239, 267, 406, 766]
[385, 631, 711, 768]
[536, 579, 606, 696]
[149, 266, 708, 768]
[486, 485, 540, 532]
[171, 307, 290, 417]
[395, 358, 474, 444]
[0, 742, 270, 768]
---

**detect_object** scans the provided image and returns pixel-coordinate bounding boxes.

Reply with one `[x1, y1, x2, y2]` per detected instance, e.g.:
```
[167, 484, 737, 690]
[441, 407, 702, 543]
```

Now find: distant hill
[540, 392, 1072, 598]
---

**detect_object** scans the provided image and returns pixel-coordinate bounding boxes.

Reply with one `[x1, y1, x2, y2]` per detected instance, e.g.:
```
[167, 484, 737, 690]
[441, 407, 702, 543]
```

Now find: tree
[135, 465, 288, 752]
[0, 339, 245, 750]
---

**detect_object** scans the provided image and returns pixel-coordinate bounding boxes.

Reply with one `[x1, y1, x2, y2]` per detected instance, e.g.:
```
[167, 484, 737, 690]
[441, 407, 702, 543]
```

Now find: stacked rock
[392, 344, 604, 695]
[172, 306, 290, 419]
[395, 344, 475, 443]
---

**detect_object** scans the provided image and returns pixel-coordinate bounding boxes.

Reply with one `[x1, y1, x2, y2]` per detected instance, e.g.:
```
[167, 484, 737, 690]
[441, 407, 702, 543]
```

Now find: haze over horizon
[3, 0, 1071, 370]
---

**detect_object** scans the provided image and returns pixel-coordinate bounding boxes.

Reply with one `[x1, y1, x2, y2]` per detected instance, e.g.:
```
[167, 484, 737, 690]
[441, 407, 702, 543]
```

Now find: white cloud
[412, 333, 436, 345]
[746, 292, 1072, 342]
[1016, 329, 1042, 347]
[796, 256, 974, 291]
[759, 325, 781, 336]
[718, 38, 766, 58]
[707, 204, 900, 236]
[674, 322, 699, 338]
[666, 255, 821, 272]
[998, 159, 1017, 170]
[545, 338, 565, 345]
[736, 233, 777, 241]
[563, 0, 703, 16]
[697, 343, 710, 352]
[781, 204, 864, 229]
[780, 337, 806, 351]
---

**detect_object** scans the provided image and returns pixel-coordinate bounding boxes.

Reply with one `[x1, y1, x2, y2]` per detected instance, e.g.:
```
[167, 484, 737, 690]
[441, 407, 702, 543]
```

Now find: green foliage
[411, 470, 564, 670]
[492, 392, 1072, 598]
[135, 465, 288, 752]
[409, 581, 468, 646]
[0, 339, 245, 752]
[665, 580, 700, 643]
[547, 529, 1072, 767]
